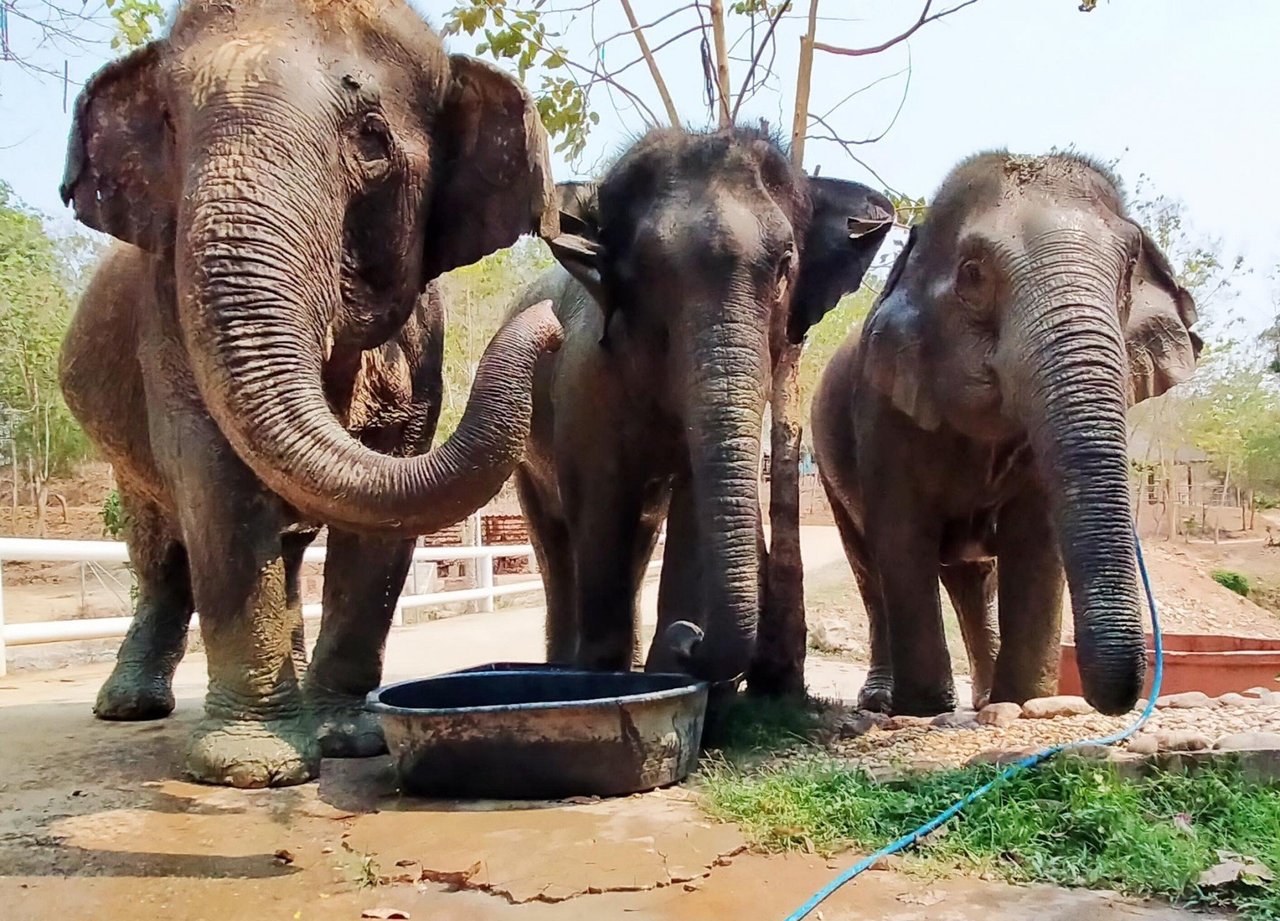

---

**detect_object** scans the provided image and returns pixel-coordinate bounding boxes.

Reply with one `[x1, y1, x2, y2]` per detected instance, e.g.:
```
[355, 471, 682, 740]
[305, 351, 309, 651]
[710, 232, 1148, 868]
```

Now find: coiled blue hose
[783, 530, 1165, 921]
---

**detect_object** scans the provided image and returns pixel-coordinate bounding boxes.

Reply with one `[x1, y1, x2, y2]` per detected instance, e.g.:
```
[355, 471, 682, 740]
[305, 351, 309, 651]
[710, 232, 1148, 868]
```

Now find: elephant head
[546, 126, 892, 682]
[860, 152, 1200, 714]
[60, 1, 561, 535]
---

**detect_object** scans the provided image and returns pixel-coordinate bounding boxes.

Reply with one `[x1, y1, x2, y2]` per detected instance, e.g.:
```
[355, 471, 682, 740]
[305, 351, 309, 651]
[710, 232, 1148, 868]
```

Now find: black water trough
[366, 665, 708, 799]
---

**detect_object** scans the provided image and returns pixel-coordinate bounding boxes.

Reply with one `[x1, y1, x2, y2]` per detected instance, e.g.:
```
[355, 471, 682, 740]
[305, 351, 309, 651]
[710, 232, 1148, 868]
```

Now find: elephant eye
[355, 113, 392, 165]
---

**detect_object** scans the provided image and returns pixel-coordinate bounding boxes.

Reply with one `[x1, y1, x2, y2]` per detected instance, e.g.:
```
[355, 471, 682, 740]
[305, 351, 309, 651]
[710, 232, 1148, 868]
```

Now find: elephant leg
[649, 480, 700, 671]
[991, 486, 1065, 704]
[568, 480, 645, 672]
[95, 492, 194, 721]
[176, 460, 316, 787]
[305, 528, 412, 758]
[517, 468, 577, 665]
[866, 503, 954, 715]
[826, 488, 893, 712]
[939, 560, 1000, 710]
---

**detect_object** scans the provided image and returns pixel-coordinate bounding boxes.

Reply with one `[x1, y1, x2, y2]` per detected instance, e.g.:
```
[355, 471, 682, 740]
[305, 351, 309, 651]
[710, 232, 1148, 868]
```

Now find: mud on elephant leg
[991, 487, 1065, 704]
[178, 462, 316, 788]
[305, 529, 414, 758]
[940, 560, 1000, 710]
[95, 493, 194, 721]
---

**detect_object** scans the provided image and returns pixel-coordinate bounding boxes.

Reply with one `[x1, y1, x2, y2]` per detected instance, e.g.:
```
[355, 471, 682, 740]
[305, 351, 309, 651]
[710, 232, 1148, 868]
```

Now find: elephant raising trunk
[1010, 231, 1144, 714]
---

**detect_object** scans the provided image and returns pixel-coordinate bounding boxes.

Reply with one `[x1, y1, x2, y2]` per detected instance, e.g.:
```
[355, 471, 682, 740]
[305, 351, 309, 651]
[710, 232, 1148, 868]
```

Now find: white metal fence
[0, 533, 544, 677]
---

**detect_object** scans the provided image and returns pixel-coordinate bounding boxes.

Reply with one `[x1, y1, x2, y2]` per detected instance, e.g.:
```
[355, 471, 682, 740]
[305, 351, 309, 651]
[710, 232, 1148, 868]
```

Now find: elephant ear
[424, 55, 558, 280]
[544, 181, 604, 303]
[787, 176, 894, 343]
[858, 227, 942, 431]
[1125, 227, 1203, 403]
[61, 42, 176, 252]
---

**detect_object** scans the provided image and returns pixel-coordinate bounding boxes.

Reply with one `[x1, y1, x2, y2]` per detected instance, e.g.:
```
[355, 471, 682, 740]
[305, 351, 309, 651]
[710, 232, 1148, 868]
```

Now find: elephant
[512, 125, 893, 688]
[57, 0, 562, 788]
[812, 151, 1201, 717]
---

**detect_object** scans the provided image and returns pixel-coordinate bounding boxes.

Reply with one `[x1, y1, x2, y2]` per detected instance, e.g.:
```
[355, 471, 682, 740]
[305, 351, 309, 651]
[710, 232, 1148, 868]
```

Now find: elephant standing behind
[58, 0, 561, 787]
[813, 151, 1200, 717]
[514, 126, 892, 687]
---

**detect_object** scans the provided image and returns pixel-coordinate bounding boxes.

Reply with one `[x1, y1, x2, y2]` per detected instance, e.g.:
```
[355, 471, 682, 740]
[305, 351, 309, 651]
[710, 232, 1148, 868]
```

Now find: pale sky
[2, 0, 1275, 334]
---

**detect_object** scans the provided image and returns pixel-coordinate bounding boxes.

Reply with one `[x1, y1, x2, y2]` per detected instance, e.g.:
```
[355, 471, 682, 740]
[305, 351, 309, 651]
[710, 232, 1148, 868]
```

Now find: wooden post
[709, 0, 733, 127]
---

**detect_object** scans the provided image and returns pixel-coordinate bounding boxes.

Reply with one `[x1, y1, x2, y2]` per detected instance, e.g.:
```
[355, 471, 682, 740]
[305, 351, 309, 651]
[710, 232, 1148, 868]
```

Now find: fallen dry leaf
[273, 849, 296, 866]
[1198, 851, 1275, 888]
[394, 859, 416, 868]
[419, 861, 483, 891]
[361, 910, 410, 920]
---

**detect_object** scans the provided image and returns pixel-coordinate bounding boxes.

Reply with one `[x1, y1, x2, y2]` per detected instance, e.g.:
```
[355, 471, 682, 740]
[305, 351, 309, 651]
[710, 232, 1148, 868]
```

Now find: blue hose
[783, 530, 1165, 921]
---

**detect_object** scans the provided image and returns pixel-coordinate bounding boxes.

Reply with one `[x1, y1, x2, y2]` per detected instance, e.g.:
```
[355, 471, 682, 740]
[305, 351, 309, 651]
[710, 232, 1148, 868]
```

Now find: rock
[1216, 693, 1258, 707]
[1154, 730, 1214, 752]
[1127, 735, 1159, 755]
[838, 715, 880, 739]
[1021, 696, 1092, 719]
[977, 702, 1023, 728]
[966, 747, 1041, 767]
[1155, 691, 1219, 710]
[931, 710, 979, 730]
[1214, 732, 1280, 752]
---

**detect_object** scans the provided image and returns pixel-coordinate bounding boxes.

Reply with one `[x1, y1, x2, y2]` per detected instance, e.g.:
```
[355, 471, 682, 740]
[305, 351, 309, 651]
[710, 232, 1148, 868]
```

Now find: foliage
[105, 0, 165, 49]
[701, 756, 1280, 919]
[435, 238, 554, 441]
[0, 182, 93, 509]
[798, 283, 880, 424]
[101, 488, 128, 539]
[1212, 569, 1250, 597]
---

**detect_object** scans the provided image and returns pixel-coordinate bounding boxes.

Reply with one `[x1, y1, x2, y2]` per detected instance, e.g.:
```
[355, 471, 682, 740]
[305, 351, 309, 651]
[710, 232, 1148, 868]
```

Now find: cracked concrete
[1, 604, 1224, 920]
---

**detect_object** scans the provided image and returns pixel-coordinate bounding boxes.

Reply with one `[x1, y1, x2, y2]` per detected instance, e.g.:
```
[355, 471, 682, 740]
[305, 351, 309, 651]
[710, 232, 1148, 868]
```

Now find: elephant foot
[856, 670, 894, 713]
[186, 715, 319, 788]
[308, 691, 387, 758]
[94, 664, 176, 721]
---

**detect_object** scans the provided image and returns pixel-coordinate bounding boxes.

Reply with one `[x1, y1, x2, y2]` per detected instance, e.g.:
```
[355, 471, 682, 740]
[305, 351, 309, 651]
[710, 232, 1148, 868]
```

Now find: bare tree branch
[812, 0, 980, 58]
[708, 0, 732, 127]
[729, 0, 791, 125]
[788, 0, 820, 168]
[618, 0, 681, 126]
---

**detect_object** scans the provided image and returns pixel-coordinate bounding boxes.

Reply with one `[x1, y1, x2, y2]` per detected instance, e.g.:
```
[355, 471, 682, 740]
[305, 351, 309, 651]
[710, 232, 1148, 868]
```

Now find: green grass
[700, 756, 1280, 918]
[704, 692, 829, 757]
[1213, 569, 1252, 597]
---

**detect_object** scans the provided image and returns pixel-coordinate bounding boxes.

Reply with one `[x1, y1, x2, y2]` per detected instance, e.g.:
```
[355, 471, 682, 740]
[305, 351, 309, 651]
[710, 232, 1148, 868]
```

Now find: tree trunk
[751, 345, 806, 696]
[788, 0, 820, 168]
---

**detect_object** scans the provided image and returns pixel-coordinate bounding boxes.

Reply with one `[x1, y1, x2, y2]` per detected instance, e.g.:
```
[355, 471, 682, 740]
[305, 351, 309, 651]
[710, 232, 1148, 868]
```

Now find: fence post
[0, 560, 7, 678]
[474, 512, 494, 614]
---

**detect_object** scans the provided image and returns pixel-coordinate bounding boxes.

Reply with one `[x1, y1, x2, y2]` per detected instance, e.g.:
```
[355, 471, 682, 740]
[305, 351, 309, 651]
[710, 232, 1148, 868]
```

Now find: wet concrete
[0, 612, 1216, 920]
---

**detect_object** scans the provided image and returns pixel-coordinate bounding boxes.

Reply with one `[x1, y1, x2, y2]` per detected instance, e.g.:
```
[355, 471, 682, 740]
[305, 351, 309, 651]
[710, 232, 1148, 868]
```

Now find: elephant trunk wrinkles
[176, 114, 559, 537]
[684, 305, 767, 683]
[1013, 236, 1143, 715]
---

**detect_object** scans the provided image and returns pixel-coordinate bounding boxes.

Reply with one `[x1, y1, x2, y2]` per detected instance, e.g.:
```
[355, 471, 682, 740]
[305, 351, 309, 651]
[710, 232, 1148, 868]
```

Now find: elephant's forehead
[185, 37, 324, 108]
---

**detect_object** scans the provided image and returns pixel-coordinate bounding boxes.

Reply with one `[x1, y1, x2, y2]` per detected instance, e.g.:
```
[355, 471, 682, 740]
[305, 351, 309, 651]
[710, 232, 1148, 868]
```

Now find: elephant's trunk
[678, 305, 769, 682]
[1012, 233, 1143, 715]
[176, 113, 559, 537]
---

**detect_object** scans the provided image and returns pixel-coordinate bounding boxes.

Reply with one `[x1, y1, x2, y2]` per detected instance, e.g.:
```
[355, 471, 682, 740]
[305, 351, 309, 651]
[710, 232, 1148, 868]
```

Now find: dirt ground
[0, 604, 1220, 921]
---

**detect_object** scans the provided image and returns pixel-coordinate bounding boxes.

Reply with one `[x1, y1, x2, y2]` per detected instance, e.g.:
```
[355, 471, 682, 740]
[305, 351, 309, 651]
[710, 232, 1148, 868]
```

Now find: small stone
[1214, 732, 1280, 752]
[883, 715, 932, 731]
[977, 702, 1023, 728]
[1156, 692, 1219, 710]
[931, 710, 979, 730]
[1021, 696, 1092, 719]
[966, 747, 1041, 767]
[1154, 730, 1214, 752]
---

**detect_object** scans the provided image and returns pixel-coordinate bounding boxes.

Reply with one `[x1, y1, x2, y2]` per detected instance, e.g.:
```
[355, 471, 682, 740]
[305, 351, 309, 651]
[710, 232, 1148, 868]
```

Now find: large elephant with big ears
[813, 152, 1200, 717]
[58, 0, 561, 786]
[515, 126, 892, 686]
